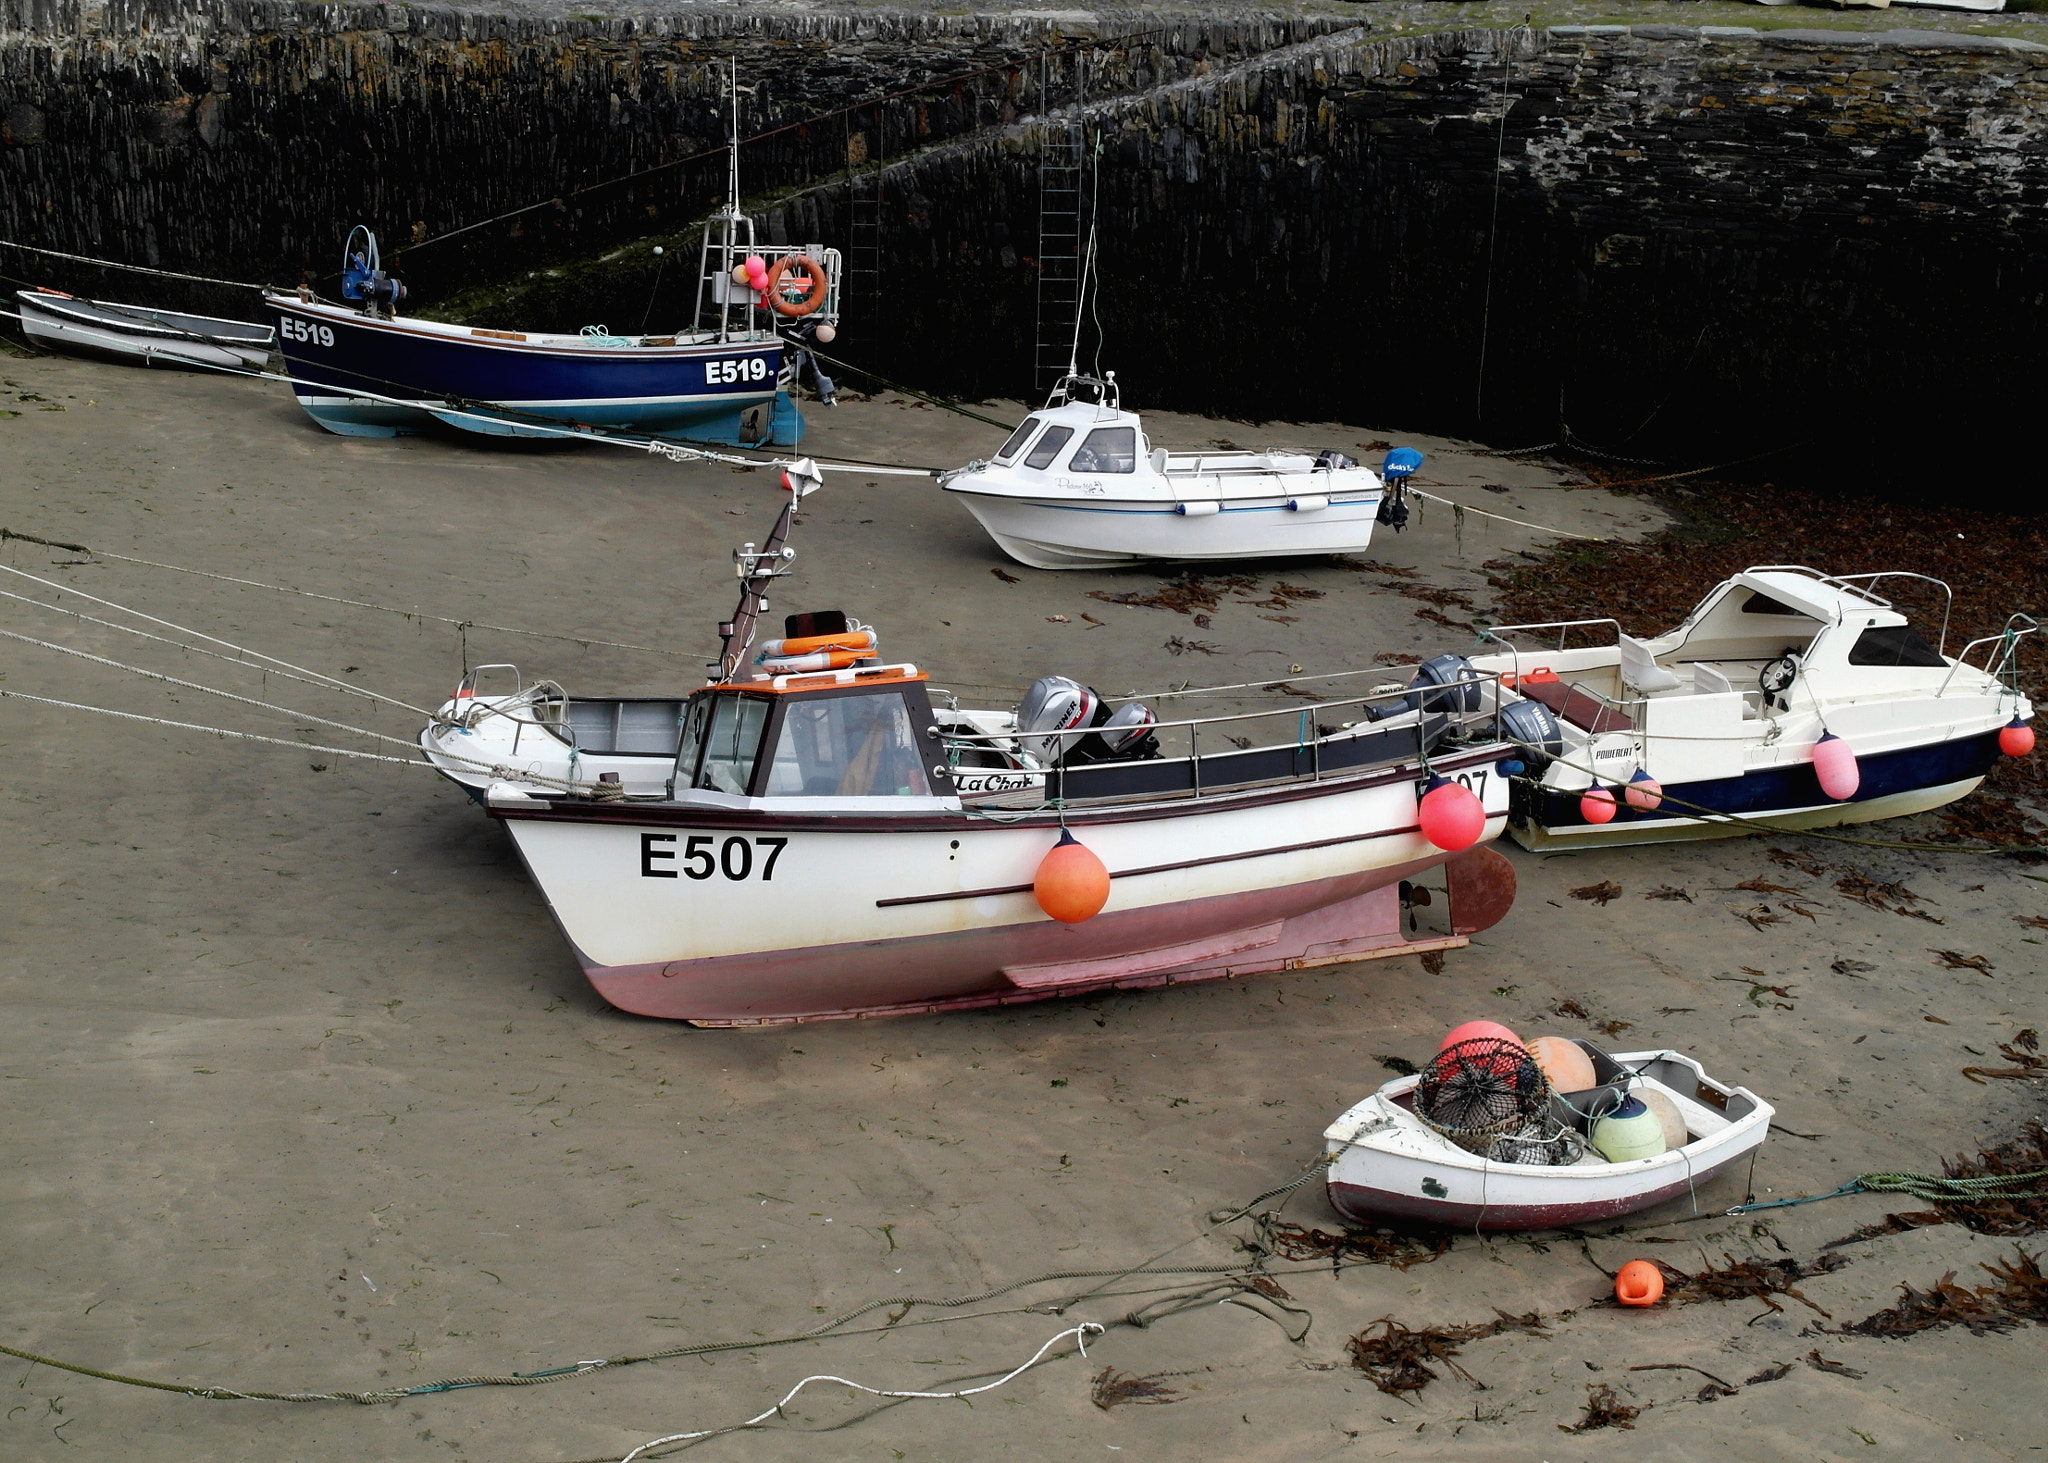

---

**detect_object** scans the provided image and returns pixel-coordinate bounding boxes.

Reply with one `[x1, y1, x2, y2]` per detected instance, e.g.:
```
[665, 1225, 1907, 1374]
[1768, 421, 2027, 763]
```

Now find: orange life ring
[764, 255, 829, 318]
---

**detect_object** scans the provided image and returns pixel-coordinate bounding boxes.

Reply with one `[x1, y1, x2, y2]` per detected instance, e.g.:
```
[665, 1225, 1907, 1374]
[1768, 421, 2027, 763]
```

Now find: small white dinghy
[1323, 1046, 1773, 1231]
[15, 288, 275, 371]
[940, 372, 1419, 569]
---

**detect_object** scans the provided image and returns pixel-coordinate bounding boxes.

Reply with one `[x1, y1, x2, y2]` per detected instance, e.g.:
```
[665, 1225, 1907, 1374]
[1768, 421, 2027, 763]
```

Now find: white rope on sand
[615, 1322, 1103, 1463]
[1405, 486, 1608, 542]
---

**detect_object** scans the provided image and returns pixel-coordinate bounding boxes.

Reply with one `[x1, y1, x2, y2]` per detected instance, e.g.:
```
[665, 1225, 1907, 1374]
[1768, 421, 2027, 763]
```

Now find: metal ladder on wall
[844, 115, 883, 316]
[1033, 53, 1086, 394]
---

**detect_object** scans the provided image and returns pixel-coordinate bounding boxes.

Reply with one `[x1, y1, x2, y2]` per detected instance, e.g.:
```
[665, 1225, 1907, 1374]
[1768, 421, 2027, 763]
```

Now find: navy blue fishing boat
[267, 213, 837, 446]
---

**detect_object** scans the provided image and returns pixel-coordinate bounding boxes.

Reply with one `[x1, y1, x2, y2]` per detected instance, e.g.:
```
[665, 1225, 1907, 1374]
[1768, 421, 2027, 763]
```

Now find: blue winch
[341, 226, 407, 311]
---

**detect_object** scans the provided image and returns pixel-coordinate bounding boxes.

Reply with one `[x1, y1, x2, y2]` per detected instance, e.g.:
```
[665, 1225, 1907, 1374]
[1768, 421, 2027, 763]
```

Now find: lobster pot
[1488, 1121, 1586, 1166]
[1414, 1037, 1555, 1156]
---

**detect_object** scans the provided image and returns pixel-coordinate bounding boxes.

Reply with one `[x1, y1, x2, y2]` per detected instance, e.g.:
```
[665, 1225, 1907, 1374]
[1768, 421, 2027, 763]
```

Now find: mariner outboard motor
[1376, 447, 1423, 532]
[1366, 653, 1483, 721]
[341, 226, 407, 315]
[1016, 675, 1103, 767]
[1095, 701, 1161, 760]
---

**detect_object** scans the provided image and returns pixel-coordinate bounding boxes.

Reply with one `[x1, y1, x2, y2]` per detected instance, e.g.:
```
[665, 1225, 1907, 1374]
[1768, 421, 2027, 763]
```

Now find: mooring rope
[0, 239, 265, 291]
[0, 626, 431, 753]
[0, 686, 600, 793]
[0, 559, 437, 718]
[2, 528, 695, 660]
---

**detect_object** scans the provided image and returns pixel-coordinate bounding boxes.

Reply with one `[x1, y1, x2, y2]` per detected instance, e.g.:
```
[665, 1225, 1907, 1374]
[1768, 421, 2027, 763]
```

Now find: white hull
[949, 491, 1384, 569]
[16, 291, 273, 371]
[1324, 1051, 1774, 1230]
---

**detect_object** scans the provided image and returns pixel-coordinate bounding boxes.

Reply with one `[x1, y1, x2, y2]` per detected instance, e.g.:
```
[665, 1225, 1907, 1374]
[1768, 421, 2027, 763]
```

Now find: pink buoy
[2000, 717, 2035, 758]
[1440, 1019, 1520, 1052]
[1813, 731, 1860, 800]
[1623, 768, 1663, 813]
[743, 254, 767, 275]
[1580, 787, 1617, 825]
[1417, 774, 1485, 852]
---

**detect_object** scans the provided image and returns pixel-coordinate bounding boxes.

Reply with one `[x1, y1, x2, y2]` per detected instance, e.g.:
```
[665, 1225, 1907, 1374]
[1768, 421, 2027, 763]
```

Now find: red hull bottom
[575, 848, 1515, 1025]
[1326, 1152, 1748, 1232]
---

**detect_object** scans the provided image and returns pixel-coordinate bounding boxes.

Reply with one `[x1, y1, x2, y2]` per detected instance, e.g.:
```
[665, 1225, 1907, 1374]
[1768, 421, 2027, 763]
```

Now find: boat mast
[711, 460, 822, 683]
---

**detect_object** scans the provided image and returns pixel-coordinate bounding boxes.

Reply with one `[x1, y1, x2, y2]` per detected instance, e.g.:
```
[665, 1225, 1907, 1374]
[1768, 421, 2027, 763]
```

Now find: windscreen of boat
[1846, 623, 1946, 668]
[994, 416, 1043, 462]
[695, 694, 771, 795]
[1022, 425, 1074, 470]
[765, 689, 931, 797]
[1070, 426, 1137, 473]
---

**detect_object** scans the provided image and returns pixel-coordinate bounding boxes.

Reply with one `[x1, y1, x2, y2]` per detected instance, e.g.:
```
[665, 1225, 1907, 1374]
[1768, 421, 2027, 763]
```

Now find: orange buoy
[1623, 768, 1663, 813]
[2000, 717, 2035, 758]
[1034, 830, 1110, 924]
[1580, 786, 1617, 824]
[1417, 774, 1485, 852]
[1615, 1260, 1664, 1307]
[1526, 1035, 1596, 1094]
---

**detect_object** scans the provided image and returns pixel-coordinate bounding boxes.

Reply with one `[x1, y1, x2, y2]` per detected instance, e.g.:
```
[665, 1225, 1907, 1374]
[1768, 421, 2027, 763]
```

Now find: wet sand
[1, 349, 2043, 1461]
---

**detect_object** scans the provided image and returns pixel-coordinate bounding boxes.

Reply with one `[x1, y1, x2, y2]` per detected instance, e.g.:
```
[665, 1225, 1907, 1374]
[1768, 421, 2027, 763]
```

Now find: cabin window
[672, 694, 713, 785]
[1022, 425, 1074, 470]
[1847, 624, 1946, 668]
[695, 695, 771, 795]
[765, 690, 932, 797]
[1741, 592, 1807, 616]
[1070, 426, 1137, 473]
[994, 416, 1042, 462]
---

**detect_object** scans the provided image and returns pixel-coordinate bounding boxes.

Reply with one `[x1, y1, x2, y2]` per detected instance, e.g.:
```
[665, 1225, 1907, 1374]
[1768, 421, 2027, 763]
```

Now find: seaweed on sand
[1260, 1219, 1451, 1271]
[1560, 1382, 1639, 1432]
[1090, 1367, 1185, 1409]
[1630, 1252, 1848, 1321]
[1345, 1311, 1548, 1396]
[1837, 1248, 2048, 1338]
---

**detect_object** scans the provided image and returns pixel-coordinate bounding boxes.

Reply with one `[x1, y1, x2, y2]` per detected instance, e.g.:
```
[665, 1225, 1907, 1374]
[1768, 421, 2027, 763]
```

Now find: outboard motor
[341, 226, 407, 314]
[1313, 449, 1357, 471]
[1376, 447, 1423, 533]
[1364, 653, 1483, 723]
[1016, 675, 1102, 767]
[1407, 653, 1484, 714]
[1496, 699, 1564, 769]
[1096, 702, 1161, 760]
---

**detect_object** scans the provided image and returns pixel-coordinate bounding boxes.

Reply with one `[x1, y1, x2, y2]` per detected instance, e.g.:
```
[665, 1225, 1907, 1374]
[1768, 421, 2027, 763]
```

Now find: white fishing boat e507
[419, 462, 1524, 1025]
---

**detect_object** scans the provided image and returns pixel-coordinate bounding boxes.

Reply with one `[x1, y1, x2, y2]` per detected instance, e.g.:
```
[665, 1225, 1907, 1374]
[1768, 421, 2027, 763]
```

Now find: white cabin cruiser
[1450, 566, 2035, 849]
[940, 373, 1419, 569]
[418, 463, 1524, 1025]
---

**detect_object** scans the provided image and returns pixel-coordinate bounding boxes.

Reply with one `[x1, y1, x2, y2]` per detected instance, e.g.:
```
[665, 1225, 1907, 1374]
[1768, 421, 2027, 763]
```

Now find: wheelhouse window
[1070, 426, 1137, 473]
[1847, 624, 1946, 668]
[765, 690, 932, 797]
[994, 416, 1043, 462]
[695, 694, 771, 795]
[1022, 425, 1074, 471]
[672, 693, 714, 785]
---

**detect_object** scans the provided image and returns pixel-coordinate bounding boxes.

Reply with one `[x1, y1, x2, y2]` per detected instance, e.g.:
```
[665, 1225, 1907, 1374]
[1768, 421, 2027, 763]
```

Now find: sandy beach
[1, 347, 2043, 1462]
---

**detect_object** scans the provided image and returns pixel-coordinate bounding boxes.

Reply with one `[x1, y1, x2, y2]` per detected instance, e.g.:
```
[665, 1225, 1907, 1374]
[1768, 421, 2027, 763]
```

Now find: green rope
[1726, 1168, 2048, 1216]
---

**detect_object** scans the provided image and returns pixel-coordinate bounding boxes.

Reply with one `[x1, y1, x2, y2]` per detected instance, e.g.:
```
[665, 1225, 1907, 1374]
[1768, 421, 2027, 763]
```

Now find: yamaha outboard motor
[1016, 675, 1102, 767]
[341, 226, 407, 314]
[1407, 653, 1484, 714]
[1376, 447, 1422, 532]
[1496, 698, 1564, 769]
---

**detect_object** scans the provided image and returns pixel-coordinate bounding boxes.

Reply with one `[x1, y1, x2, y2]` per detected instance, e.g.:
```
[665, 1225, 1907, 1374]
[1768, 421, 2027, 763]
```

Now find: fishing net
[1488, 1119, 1588, 1167]
[1415, 1037, 1554, 1156]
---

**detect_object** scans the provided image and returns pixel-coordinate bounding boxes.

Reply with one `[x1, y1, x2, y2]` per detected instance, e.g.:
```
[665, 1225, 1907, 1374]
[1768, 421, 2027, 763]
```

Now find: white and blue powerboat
[940, 372, 1419, 569]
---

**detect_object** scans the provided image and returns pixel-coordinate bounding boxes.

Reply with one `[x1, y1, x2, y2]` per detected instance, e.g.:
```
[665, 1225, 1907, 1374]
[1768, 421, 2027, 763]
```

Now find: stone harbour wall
[3, 4, 2045, 484]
